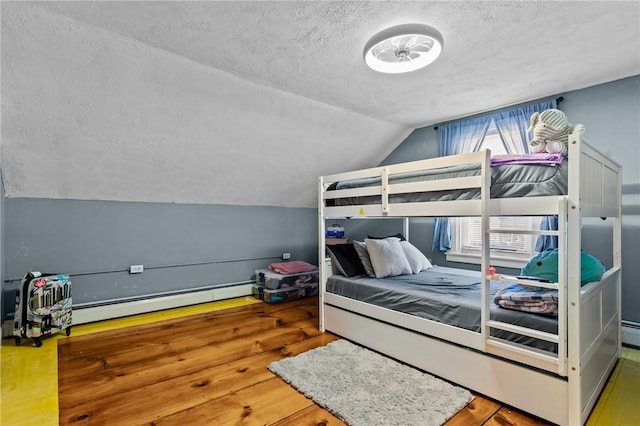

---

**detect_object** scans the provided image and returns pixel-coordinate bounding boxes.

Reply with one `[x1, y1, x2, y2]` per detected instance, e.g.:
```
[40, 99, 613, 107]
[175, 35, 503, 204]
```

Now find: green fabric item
[521, 249, 605, 285]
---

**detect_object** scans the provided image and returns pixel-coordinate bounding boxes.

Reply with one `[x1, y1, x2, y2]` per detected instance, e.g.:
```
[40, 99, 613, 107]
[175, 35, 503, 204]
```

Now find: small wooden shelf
[325, 237, 348, 245]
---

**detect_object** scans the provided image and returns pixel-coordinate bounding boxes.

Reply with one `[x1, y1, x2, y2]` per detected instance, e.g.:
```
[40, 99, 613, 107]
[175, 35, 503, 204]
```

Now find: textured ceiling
[1, 1, 639, 208]
[36, 0, 640, 127]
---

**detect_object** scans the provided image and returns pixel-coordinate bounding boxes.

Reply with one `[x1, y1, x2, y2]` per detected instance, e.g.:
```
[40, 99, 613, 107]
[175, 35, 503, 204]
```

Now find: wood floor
[57, 296, 552, 425]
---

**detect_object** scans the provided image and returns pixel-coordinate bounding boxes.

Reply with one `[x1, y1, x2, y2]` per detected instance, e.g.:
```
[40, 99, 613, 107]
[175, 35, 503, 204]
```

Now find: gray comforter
[326, 266, 558, 352]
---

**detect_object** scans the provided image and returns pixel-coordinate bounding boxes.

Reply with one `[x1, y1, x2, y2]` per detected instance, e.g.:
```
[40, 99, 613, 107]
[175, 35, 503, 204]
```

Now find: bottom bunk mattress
[325, 266, 558, 352]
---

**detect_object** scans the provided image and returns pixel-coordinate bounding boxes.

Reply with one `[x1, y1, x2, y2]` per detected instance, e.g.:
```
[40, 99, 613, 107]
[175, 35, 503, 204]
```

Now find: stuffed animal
[528, 109, 585, 157]
[520, 249, 604, 286]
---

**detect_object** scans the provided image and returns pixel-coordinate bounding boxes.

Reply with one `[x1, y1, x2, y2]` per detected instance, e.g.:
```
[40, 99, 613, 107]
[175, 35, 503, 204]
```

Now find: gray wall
[0, 173, 4, 331]
[2, 199, 316, 317]
[354, 75, 640, 323]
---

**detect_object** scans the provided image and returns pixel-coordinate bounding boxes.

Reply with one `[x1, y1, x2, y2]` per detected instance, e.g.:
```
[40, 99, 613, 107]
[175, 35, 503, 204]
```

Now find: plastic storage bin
[252, 282, 319, 304]
[255, 268, 319, 290]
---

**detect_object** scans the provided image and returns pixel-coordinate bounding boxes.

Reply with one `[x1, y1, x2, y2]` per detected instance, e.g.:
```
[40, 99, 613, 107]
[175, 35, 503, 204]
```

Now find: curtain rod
[433, 97, 564, 130]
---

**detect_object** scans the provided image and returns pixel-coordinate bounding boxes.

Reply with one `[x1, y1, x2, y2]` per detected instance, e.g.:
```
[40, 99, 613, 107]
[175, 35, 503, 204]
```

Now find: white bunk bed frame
[317, 133, 622, 426]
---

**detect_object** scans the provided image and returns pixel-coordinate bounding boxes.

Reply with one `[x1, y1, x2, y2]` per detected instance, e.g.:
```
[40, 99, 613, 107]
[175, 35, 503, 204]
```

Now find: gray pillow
[353, 240, 375, 277]
[399, 240, 433, 274]
[364, 238, 412, 278]
[326, 244, 366, 277]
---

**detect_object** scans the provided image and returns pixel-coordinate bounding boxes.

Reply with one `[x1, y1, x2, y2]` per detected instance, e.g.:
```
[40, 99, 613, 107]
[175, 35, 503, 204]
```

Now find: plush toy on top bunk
[528, 109, 585, 157]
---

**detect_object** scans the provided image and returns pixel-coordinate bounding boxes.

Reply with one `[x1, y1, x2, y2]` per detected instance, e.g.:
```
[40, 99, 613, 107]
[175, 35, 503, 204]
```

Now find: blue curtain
[431, 99, 559, 253]
[506, 100, 559, 250]
[438, 117, 493, 156]
[535, 215, 559, 251]
[493, 99, 557, 154]
[432, 117, 492, 252]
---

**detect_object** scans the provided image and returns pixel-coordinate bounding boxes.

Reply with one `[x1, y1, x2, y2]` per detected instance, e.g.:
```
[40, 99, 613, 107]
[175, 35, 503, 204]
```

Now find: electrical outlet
[129, 264, 144, 274]
[282, 253, 291, 260]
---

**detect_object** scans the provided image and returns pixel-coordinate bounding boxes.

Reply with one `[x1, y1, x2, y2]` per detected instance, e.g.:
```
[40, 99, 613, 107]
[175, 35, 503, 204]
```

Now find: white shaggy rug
[268, 340, 473, 426]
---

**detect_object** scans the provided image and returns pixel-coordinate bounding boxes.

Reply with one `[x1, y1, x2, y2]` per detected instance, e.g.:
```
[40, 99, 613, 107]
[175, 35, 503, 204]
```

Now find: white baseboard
[2, 318, 13, 339]
[2, 283, 254, 339]
[72, 283, 254, 325]
[622, 323, 640, 347]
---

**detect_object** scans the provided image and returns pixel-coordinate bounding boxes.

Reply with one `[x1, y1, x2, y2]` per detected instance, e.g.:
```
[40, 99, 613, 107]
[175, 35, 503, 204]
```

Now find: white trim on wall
[2, 283, 254, 338]
[72, 284, 254, 325]
[622, 321, 640, 348]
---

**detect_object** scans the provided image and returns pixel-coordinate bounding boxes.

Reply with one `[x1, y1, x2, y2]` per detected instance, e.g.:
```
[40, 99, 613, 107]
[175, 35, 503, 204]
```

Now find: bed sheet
[326, 266, 558, 352]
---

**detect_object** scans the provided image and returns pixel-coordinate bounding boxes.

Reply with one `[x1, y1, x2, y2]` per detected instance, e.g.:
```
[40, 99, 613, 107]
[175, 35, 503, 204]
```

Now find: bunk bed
[317, 132, 622, 426]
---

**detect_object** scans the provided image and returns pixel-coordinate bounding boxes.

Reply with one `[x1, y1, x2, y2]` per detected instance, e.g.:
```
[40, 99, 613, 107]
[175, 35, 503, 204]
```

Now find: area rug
[268, 339, 473, 426]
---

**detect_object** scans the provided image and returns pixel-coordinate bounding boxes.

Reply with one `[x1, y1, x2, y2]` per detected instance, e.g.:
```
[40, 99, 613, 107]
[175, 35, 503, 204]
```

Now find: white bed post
[567, 133, 583, 425]
[480, 149, 491, 351]
[556, 198, 568, 377]
[381, 167, 389, 216]
[318, 176, 327, 332]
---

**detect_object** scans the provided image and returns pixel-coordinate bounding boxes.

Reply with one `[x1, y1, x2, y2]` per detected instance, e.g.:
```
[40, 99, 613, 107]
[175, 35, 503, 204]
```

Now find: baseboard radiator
[2, 282, 254, 338]
[622, 321, 640, 348]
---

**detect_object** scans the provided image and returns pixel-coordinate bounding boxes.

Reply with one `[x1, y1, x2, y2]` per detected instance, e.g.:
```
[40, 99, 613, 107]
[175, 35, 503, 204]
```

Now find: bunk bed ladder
[483, 198, 569, 377]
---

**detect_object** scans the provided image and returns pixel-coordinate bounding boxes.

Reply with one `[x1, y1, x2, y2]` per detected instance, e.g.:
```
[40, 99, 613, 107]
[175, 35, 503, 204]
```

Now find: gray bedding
[327, 162, 568, 206]
[326, 266, 558, 352]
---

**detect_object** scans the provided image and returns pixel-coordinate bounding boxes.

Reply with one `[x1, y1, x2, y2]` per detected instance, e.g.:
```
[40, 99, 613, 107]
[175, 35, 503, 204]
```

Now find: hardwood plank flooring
[58, 297, 552, 425]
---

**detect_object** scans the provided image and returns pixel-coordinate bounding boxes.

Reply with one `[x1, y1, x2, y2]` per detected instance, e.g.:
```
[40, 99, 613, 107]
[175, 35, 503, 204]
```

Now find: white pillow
[399, 240, 433, 274]
[353, 240, 375, 277]
[364, 238, 412, 278]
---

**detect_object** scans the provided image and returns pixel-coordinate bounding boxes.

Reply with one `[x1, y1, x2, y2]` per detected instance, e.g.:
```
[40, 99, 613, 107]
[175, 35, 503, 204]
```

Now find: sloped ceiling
[1, 1, 639, 208]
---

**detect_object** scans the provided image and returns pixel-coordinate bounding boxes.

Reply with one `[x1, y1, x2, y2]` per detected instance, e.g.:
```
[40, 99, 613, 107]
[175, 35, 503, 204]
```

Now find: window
[445, 127, 541, 268]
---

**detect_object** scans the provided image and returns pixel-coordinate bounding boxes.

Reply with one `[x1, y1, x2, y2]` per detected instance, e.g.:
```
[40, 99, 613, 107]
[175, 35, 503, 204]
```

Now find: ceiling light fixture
[363, 23, 444, 74]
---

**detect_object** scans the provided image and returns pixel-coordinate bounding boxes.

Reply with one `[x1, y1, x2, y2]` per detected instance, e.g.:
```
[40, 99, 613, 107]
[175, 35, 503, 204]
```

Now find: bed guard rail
[320, 150, 491, 218]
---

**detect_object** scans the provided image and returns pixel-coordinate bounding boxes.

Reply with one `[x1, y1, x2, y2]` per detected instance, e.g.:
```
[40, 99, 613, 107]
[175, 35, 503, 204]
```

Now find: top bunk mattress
[326, 265, 558, 352]
[326, 161, 568, 206]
